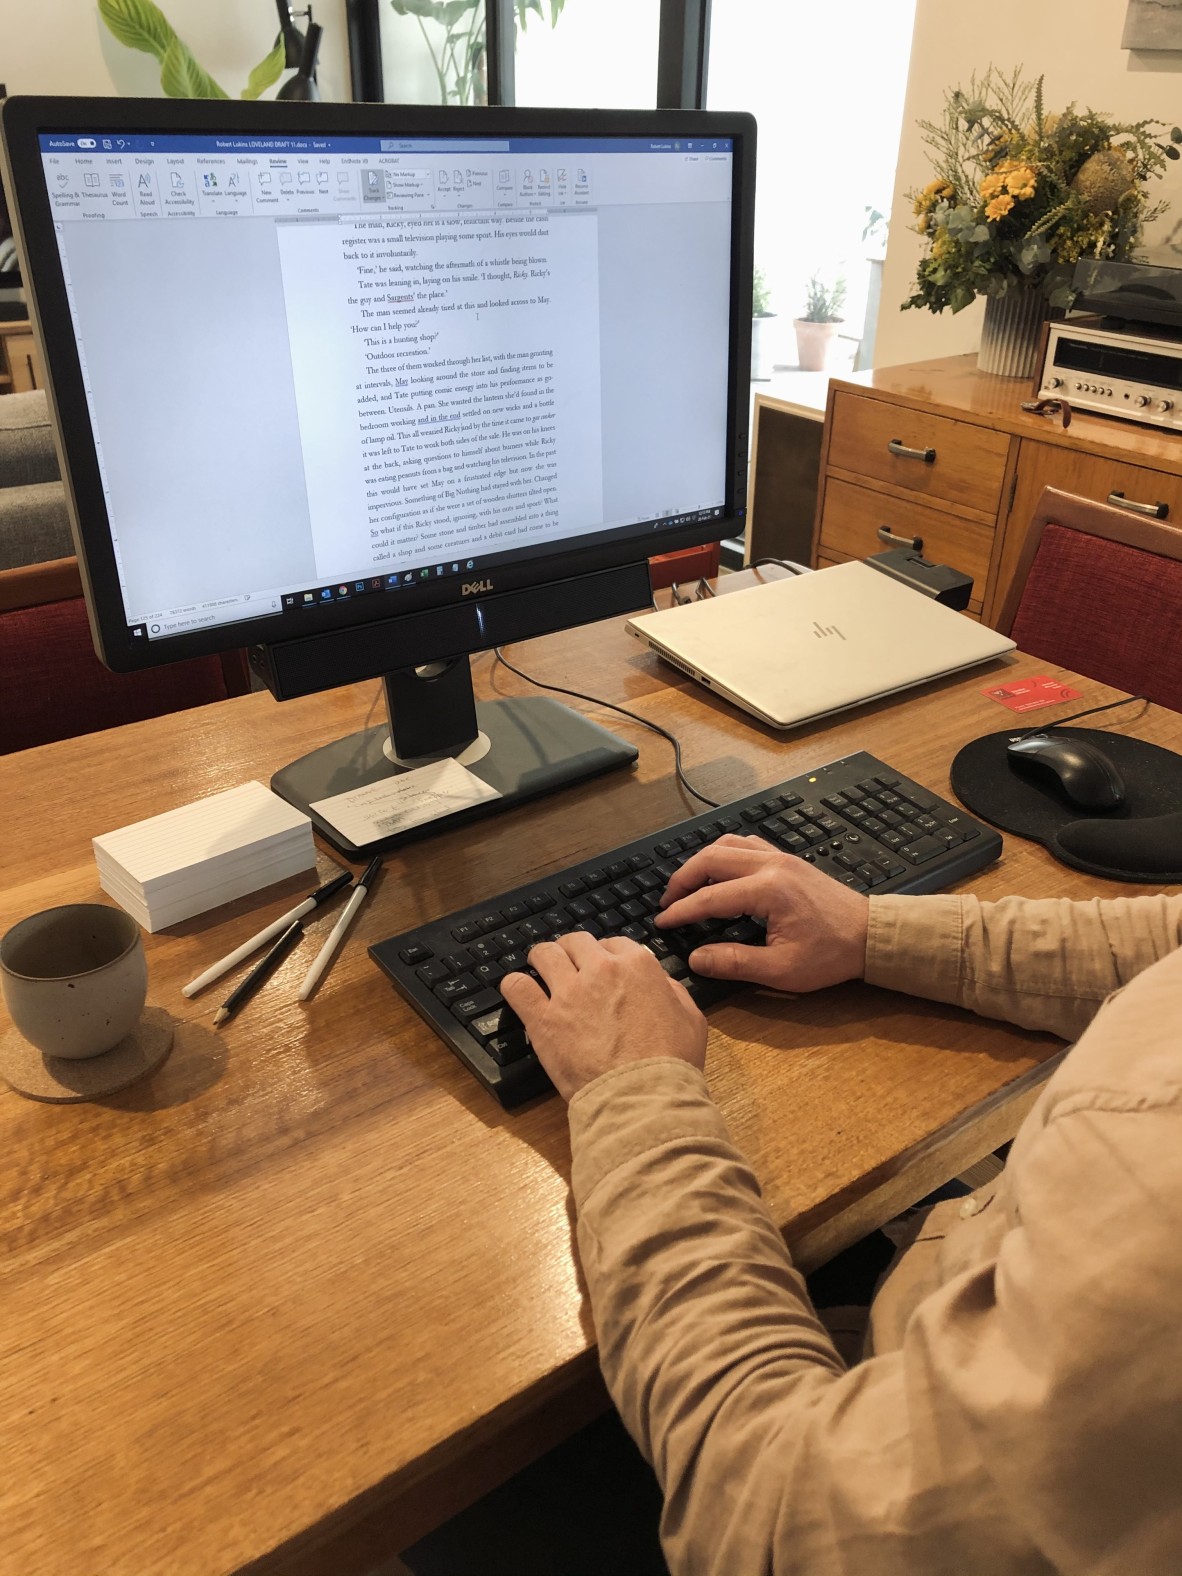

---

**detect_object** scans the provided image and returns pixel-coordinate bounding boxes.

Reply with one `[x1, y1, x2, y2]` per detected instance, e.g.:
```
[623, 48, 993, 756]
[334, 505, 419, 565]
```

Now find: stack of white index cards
[93, 781, 316, 932]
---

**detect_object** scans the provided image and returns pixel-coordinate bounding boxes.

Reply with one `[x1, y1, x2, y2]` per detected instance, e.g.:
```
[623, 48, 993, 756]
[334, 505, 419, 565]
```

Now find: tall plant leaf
[241, 39, 286, 100]
[97, 0, 175, 62]
[159, 36, 229, 98]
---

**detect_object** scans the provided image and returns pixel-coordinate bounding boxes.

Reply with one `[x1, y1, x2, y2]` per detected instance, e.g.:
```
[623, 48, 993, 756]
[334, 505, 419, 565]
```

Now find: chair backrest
[996, 486, 1182, 714]
[0, 555, 252, 754]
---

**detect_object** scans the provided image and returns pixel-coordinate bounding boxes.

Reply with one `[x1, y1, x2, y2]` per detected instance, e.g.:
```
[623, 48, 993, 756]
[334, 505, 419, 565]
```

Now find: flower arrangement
[904, 66, 1181, 315]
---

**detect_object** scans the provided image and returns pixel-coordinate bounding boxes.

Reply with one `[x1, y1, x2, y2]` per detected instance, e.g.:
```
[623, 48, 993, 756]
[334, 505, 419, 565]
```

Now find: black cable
[1015, 694, 1148, 739]
[492, 647, 722, 808]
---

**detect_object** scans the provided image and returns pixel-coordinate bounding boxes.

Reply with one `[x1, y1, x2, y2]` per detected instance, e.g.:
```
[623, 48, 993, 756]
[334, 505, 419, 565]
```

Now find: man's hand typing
[657, 834, 870, 993]
[500, 931, 707, 1103]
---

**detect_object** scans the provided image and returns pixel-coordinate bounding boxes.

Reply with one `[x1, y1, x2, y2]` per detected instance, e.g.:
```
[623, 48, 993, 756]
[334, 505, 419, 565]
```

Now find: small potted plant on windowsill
[794, 272, 846, 371]
[750, 264, 775, 380]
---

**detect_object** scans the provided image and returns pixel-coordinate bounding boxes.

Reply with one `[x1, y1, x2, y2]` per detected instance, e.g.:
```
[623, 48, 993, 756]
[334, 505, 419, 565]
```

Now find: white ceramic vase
[977, 287, 1049, 379]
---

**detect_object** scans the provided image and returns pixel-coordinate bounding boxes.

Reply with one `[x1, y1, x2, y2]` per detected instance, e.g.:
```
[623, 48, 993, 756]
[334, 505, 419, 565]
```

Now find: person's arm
[864, 892, 1182, 1041]
[569, 1051, 1182, 1575]
[657, 836, 1182, 1042]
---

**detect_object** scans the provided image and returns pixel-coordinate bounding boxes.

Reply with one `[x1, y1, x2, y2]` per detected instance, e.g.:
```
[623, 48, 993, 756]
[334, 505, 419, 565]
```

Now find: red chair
[0, 555, 252, 754]
[996, 486, 1182, 714]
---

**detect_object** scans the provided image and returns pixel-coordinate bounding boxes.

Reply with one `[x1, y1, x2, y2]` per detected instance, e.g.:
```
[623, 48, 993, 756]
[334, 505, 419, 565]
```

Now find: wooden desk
[2, 620, 1179, 1576]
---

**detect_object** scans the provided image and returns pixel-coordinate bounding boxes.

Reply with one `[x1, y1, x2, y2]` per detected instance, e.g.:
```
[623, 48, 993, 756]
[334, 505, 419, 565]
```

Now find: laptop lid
[626, 560, 1015, 729]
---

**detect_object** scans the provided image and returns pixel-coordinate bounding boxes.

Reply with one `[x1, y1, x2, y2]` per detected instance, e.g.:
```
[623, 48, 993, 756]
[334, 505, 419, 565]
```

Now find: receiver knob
[1135, 394, 1150, 407]
[1048, 376, 1063, 389]
[1156, 399, 1174, 413]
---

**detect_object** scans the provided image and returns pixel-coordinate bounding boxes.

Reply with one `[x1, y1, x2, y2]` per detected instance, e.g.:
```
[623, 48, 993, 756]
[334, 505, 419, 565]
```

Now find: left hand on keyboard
[500, 931, 707, 1103]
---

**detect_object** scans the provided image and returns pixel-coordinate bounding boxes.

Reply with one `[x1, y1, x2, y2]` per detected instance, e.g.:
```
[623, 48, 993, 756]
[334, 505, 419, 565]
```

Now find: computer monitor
[1, 97, 755, 856]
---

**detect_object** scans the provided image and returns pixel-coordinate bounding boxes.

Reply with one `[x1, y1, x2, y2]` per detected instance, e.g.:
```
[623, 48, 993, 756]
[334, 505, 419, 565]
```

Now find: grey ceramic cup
[0, 905, 147, 1059]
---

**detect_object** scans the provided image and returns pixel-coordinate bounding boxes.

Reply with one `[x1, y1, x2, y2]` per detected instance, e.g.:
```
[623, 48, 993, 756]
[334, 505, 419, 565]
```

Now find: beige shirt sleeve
[864, 892, 1182, 1040]
[571, 1061, 1035, 1575]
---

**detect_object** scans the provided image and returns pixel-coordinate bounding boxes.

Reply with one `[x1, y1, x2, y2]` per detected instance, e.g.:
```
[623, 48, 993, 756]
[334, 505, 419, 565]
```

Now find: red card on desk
[981, 674, 1083, 713]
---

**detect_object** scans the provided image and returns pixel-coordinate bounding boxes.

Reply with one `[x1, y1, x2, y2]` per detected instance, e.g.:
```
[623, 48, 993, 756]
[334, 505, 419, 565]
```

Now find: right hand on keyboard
[656, 834, 870, 995]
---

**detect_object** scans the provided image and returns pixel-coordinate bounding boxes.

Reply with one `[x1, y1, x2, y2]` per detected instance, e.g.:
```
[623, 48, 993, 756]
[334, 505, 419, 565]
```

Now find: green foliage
[97, 0, 286, 100]
[751, 265, 772, 316]
[390, 0, 567, 106]
[905, 65, 1181, 315]
[801, 273, 846, 323]
[243, 40, 287, 101]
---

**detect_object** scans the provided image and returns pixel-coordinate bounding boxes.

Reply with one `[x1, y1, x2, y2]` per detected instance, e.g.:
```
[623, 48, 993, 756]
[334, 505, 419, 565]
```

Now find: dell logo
[462, 579, 494, 596]
[812, 620, 846, 641]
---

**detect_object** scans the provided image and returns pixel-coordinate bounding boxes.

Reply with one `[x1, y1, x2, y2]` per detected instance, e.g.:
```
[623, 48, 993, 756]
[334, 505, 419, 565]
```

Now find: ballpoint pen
[297, 856, 382, 1001]
[182, 870, 353, 997]
[213, 918, 305, 1027]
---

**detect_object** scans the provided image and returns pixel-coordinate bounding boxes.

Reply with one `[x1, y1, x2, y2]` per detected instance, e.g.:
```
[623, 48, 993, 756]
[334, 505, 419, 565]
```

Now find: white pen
[181, 871, 353, 997]
[297, 856, 383, 1002]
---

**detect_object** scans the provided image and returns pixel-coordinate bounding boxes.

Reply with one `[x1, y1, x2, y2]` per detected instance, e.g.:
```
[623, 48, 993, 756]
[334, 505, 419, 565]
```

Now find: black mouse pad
[950, 727, 1182, 884]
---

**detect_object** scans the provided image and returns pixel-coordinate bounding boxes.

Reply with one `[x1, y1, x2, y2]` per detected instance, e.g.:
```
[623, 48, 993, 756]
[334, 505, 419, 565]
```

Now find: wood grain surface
[2, 616, 1178, 1576]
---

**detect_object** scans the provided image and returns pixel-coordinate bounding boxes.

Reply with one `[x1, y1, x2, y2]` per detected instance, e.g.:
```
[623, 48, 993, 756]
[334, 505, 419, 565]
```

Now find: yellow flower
[1004, 164, 1037, 200]
[914, 178, 954, 216]
[931, 229, 954, 259]
[985, 194, 1015, 221]
[980, 172, 1007, 201]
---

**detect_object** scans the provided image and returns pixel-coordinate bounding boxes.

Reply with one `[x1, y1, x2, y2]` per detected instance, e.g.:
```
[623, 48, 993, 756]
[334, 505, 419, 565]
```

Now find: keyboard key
[474, 961, 505, 987]
[628, 853, 654, 870]
[398, 942, 432, 965]
[451, 921, 481, 944]
[451, 988, 504, 1023]
[606, 859, 631, 878]
[525, 893, 553, 913]
[558, 878, 586, 898]
[878, 830, 906, 850]
[900, 837, 945, 864]
[416, 960, 451, 987]
[476, 912, 504, 933]
[486, 1033, 530, 1066]
[442, 951, 472, 974]
[611, 878, 641, 900]
[502, 902, 530, 923]
[436, 973, 479, 1002]
[621, 922, 648, 942]
[583, 869, 608, 888]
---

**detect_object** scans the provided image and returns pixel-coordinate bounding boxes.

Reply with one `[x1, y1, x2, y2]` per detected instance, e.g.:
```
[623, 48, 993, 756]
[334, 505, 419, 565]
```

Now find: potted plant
[794, 273, 846, 371]
[750, 264, 775, 380]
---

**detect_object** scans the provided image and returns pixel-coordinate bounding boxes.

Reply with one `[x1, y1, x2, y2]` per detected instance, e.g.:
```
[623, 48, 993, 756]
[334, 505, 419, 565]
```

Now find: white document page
[277, 209, 604, 580]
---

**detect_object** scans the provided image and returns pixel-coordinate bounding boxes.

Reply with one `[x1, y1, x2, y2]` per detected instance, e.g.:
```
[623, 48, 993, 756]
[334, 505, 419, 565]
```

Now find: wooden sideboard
[792, 354, 1182, 625]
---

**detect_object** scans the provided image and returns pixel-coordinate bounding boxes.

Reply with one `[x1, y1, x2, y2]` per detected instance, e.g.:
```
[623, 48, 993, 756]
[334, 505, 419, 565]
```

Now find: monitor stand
[271, 656, 638, 858]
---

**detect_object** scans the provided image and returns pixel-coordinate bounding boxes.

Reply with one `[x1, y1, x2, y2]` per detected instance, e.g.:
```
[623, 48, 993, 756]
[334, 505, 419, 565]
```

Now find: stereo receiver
[1036, 317, 1182, 430]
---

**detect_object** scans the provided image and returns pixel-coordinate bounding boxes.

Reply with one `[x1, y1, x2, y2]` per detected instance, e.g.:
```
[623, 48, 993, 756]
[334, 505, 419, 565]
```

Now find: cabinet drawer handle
[877, 525, 925, 552]
[887, 438, 936, 463]
[1106, 491, 1169, 520]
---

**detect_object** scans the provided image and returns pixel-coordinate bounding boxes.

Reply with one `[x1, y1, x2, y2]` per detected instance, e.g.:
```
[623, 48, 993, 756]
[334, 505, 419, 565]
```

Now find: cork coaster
[0, 1005, 175, 1103]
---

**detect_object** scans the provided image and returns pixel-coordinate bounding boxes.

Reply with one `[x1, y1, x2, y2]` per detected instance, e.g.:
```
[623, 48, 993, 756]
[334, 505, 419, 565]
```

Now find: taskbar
[127, 505, 727, 643]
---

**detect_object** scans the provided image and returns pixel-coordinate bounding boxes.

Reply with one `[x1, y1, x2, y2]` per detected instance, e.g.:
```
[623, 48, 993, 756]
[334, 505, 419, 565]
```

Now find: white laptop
[625, 559, 1015, 730]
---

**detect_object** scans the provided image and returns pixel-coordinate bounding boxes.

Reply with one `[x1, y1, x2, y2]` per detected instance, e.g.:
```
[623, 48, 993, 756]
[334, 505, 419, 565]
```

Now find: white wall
[876, 0, 1182, 369]
[0, 1, 351, 103]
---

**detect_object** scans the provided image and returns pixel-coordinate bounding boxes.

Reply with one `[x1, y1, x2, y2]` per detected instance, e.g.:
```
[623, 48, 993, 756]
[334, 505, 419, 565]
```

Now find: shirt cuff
[864, 892, 967, 1005]
[568, 1058, 732, 1207]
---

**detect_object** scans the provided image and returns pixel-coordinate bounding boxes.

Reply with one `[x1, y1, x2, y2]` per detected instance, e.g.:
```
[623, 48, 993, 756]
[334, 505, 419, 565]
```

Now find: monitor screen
[2, 98, 755, 853]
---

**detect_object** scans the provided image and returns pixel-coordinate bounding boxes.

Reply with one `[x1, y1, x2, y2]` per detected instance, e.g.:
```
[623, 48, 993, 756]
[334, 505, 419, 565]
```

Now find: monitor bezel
[1, 96, 756, 673]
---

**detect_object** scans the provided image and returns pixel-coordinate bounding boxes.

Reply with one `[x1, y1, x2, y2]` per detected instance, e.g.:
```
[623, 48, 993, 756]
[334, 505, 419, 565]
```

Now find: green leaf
[97, 0, 176, 62]
[159, 36, 229, 98]
[241, 38, 285, 100]
[390, 0, 449, 17]
[439, 0, 478, 24]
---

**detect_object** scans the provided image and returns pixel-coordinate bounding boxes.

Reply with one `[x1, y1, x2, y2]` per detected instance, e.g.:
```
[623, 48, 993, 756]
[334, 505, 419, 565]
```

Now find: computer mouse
[1005, 733, 1127, 811]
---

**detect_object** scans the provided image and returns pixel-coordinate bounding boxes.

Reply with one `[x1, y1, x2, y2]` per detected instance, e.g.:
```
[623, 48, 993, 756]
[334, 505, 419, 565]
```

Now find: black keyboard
[370, 751, 1001, 1107]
